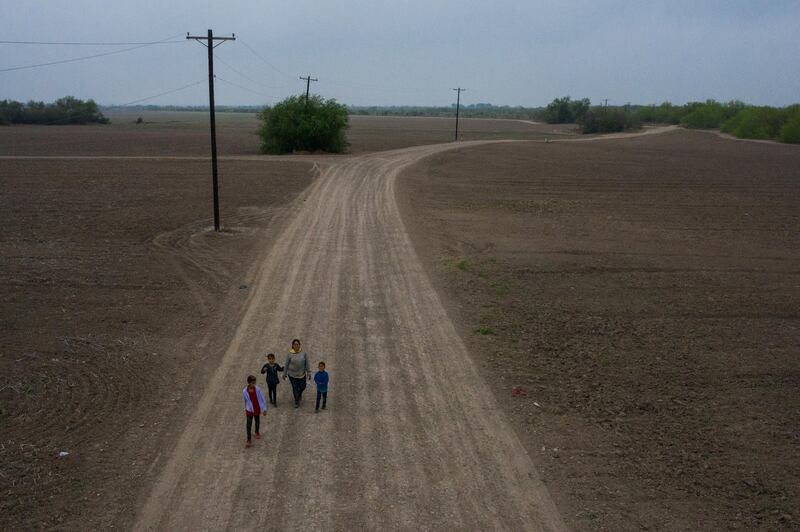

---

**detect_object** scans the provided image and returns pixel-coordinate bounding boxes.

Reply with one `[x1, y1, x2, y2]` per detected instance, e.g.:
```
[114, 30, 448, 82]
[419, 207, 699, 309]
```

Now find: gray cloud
[1, 0, 798, 107]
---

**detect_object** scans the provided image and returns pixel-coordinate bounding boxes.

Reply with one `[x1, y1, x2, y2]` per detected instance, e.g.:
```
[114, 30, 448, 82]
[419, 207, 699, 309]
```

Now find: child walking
[260, 353, 284, 407]
[314, 361, 329, 412]
[242, 375, 267, 448]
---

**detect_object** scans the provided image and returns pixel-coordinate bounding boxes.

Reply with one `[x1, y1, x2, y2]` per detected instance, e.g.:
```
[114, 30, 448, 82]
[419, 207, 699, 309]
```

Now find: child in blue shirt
[314, 361, 329, 412]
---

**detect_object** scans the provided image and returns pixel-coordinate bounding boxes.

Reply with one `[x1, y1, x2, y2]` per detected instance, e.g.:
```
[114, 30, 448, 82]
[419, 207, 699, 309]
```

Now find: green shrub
[542, 96, 591, 123]
[778, 111, 800, 144]
[258, 95, 348, 154]
[721, 107, 785, 139]
[579, 107, 641, 133]
[681, 100, 725, 128]
[680, 100, 745, 129]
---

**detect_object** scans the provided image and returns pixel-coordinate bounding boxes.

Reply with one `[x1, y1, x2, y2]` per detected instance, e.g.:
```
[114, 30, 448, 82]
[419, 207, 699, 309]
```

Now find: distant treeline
[637, 100, 800, 143]
[0, 96, 108, 125]
[8, 97, 798, 142]
[348, 103, 544, 120]
[540, 96, 800, 142]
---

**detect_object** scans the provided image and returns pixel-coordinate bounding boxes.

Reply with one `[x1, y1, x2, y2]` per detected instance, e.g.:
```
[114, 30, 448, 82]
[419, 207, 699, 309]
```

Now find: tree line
[539, 96, 799, 142]
[637, 100, 800, 143]
[350, 97, 800, 142]
[4, 94, 798, 144]
[0, 96, 108, 125]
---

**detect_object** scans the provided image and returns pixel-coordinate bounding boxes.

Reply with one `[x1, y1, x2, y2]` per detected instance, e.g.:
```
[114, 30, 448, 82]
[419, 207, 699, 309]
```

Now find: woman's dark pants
[289, 376, 306, 405]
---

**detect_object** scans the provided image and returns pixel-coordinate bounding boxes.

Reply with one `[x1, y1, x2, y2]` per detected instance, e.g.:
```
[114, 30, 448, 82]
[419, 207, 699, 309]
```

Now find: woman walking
[284, 338, 311, 408]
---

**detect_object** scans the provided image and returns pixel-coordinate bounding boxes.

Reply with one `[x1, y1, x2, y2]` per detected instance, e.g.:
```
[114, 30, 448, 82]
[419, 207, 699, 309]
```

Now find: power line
[236, 39, 432, 97]
[215, 76, 281, 101]
[322, 77, 432, 94]
[120, 79, 206, 106]
[209, 40, 467, 103]
[27, 80, 207, 125]
[238, 39, 289, 78]
[0, 34, 184, 72]
[212, 52, 286, 92]
[0, 38, 185, 46]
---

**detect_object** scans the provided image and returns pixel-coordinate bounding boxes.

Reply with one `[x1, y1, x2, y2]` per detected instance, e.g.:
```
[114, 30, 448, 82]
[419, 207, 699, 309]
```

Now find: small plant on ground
[476, 326, 494, 335]
[493, 282, 510, 297]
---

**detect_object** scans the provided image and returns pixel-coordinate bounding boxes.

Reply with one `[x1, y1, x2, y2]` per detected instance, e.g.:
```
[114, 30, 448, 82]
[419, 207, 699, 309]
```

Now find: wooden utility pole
[300, 75, 318, 105]
[453, 87, 465, 141]
[186, 29, 235, 232]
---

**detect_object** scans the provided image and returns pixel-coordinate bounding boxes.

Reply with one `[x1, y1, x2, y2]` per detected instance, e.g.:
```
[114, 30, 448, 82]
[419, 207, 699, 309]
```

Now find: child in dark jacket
[260, 353, 283, 406]
[314, 361, 329, 412]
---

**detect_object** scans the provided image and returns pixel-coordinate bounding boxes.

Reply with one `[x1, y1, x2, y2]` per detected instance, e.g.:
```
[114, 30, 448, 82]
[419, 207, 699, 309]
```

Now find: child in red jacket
[243, 375, 267, 448]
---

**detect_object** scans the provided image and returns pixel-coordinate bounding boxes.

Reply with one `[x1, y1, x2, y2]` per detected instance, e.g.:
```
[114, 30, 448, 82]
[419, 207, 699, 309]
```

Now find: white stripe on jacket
[242, 386, 268, 414]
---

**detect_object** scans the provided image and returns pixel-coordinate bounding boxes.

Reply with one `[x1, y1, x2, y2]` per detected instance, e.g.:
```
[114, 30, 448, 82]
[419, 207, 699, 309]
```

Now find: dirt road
[132, 142, 567, 531]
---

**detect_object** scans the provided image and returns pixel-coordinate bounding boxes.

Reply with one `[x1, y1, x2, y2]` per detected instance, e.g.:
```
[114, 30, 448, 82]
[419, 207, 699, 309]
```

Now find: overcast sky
[2, 0, 798, 107]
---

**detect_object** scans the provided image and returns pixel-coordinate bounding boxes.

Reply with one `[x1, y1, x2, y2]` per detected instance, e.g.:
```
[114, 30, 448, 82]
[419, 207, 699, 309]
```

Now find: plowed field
[0, 156, 313, 528]
[0, 113, 570, 530]
[3, 114, 797, 531]
[397, 129, 800, 531]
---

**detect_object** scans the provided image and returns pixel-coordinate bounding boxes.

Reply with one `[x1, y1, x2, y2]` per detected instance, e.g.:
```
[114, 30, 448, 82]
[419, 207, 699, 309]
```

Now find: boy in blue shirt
[314, 361, 329, 412]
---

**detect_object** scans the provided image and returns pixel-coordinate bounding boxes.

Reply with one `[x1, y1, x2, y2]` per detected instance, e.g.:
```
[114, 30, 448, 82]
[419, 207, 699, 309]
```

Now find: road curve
[133, 141, 567, 531]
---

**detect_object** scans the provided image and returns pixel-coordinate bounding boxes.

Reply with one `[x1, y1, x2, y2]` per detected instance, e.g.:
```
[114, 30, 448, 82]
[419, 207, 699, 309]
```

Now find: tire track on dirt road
[131, 139, 569, 531]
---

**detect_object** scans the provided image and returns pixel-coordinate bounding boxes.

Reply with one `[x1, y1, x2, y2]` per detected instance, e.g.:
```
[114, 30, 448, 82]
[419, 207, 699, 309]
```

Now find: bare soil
[1, 113, 573, 530]
[0, 157, 312, 529]
[6, 114, 796, 531]
[133, 143, 565, 531]
[344, 115, 575, 153]
[0, 111, 574, 157]
[0, 111, 261, 157]
[396, 130, 800, 531]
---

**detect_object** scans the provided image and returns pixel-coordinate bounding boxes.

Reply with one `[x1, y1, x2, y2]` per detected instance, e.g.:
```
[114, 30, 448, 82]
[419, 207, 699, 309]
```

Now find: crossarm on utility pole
[300, 75, 318, 105]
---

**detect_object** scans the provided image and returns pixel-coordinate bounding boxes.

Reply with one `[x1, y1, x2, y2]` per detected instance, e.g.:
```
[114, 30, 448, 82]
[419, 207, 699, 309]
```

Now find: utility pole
[604, 98, 609, 108]
[300, 75, 318, 105]
[186, 29, 235, 232]
[453, 87, 465, 141]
